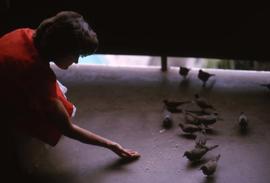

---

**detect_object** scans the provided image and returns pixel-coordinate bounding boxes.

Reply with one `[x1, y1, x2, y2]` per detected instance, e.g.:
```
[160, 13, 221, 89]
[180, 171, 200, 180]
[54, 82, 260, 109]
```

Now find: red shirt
[0, 28, 74, 146]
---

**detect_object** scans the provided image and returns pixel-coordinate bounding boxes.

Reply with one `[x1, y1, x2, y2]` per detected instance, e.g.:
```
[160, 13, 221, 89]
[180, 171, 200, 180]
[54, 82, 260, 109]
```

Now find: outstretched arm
[48, 98, 140, 159]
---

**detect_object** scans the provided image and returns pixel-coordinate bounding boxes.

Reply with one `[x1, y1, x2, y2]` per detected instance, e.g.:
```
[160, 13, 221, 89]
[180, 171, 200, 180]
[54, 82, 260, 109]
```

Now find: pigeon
[183, 144, 219, 162]
[163, 99, 191, 113]
[195, 131, 207, 148]
[260, 83, 270, 90]
[163, 110, 173, 129]
[179, 66, 191, 79]
[179, 122, 206, 134]
[194, 94, 215, 111]
[200, 154, 221, 176]
[184, 110, 201, 125]
[198, 69, 215, 87]
[185, 111, 219, 127]
[238, 112, 248, 130]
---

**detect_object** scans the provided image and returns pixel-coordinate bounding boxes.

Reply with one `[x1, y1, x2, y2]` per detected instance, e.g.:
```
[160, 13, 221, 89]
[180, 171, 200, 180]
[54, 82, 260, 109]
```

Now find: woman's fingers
[110, 142, 140, 159]
[121, 149, 140, 159]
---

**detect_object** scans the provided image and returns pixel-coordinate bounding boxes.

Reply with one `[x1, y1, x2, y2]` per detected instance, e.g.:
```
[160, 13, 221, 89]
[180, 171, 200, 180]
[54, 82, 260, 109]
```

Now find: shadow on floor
[201, 176, 217, 183]
[104, 158, 139, 171]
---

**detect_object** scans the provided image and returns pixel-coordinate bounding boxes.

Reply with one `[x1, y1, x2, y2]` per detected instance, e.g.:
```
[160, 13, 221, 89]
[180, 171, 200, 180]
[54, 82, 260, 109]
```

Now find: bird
[162, 110, 173, 129]
[185, 111, 219, 127]
[194, 94, 215, 112]
[238, 112, 248, 130]
[183, 110, 201, 125]
[178, 122, 206, 134]
[179, 66, 191, 79]
[260, 83, 270, 90]
[163, 99, 191, 113]
[195, 131, 207, 148]
[200, 154, 221, 176]
[184, 110, 209, 125]
[183, 144, 219, 162]
[198, 69, 215, 87]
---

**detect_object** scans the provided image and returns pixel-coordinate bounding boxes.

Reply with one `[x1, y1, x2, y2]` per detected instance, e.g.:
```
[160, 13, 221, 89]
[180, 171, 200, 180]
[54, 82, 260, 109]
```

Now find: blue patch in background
[78, 55, 108, 65]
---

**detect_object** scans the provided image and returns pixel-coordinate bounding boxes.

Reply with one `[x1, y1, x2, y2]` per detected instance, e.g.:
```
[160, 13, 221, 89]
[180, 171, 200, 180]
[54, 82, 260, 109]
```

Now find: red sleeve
[18, 75, 75, 147]
[55, 82, 74, 117]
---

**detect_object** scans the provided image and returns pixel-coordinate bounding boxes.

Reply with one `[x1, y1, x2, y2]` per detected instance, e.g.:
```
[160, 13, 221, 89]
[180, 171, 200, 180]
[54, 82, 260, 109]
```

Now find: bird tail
[175, 101, 192, 106]
[184, 100, 192, 104]
[217, 116, 223, 121]
[178, 122, 184, 128]
[185, 111, 197, 118]
[216, 154, 221, 161]
[207, 144, 219, 151]
[209, 105, 216, 110]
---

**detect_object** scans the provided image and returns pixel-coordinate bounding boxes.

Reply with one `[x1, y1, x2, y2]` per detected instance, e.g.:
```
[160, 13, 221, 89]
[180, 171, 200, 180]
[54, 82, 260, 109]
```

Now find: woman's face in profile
[54, 54, 79, 70]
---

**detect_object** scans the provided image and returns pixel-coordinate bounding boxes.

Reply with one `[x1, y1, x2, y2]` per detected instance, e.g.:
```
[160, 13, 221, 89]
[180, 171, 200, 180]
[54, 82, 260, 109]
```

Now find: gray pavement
[10, 64, 270, 183]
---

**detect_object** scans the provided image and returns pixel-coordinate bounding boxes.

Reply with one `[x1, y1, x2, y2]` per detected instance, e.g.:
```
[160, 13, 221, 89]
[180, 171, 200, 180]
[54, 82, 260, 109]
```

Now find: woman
[0, 11, 140, 160]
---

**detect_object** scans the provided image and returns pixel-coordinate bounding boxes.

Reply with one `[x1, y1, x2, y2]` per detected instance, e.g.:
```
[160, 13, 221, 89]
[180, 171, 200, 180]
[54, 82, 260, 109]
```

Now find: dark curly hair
[33, 11, 98, 61]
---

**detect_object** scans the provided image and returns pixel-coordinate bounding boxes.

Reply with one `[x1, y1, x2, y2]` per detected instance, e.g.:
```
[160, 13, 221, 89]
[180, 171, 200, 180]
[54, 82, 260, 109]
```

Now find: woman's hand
[109, 142, 140, 160]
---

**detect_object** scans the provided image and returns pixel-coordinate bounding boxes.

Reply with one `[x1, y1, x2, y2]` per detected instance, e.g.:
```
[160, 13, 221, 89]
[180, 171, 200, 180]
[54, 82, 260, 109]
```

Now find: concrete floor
[7, 64, 270, 183]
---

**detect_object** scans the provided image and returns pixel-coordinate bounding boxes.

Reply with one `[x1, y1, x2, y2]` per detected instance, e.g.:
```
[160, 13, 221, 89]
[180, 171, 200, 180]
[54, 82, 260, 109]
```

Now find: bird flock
[163, 94, 222, 176]
[161, 66, 251, 177]
[179, 66, 215, 87]
[179, 66, 270, 90]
